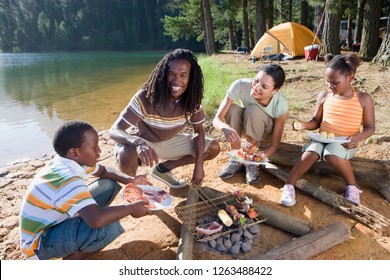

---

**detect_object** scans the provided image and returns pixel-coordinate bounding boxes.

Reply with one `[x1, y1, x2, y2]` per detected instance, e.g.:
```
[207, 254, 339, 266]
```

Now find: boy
[19, 120, 151, 260]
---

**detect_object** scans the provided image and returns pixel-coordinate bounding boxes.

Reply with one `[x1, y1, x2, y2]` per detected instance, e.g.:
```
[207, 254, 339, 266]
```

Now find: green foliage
[162, 0, 203, 42]
[198, 54, 254, 113]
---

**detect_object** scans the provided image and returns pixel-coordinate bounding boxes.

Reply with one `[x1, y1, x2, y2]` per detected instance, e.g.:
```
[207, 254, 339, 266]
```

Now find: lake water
[0, 52, 166, 168]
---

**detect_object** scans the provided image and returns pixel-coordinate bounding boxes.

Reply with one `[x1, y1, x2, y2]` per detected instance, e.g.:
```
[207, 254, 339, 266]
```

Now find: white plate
[307, 132, 351, 144]
[227, 150, 269, 166]
[121, 185, 173, 211]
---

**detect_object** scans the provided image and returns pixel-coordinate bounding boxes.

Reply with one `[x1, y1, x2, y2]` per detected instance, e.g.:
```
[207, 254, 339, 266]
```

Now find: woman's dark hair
[324, 53, 361, 75]
[143, 48, 204, 114]
[53, 120, 94, 157]
[259, 63, 286, 89]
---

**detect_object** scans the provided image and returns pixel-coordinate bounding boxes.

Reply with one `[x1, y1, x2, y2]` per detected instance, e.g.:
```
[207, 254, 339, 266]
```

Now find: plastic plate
[307, 132, 351, 144]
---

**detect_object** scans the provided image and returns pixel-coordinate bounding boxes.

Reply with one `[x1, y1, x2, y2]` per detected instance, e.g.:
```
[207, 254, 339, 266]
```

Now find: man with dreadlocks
[110, 49, 220, 188]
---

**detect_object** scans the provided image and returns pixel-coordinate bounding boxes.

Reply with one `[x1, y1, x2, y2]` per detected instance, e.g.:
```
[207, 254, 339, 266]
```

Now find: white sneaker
[280, 184, 296, 207]
[345, 185, 362, 205]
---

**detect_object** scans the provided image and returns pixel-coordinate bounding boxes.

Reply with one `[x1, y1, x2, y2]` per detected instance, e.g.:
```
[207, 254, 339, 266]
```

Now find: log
[201, 187, 313, 236]
[248, 222, 351, 260]
[176, 186, 200, 260]
[259, 162, 390, 233]
[268, 142, 390, 201]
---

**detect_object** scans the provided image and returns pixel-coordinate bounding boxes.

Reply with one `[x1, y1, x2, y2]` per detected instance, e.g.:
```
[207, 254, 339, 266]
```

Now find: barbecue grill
[175, 185, 267, 242]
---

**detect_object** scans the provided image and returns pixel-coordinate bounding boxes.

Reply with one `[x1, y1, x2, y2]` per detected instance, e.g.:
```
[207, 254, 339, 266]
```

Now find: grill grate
[175, 189, 267, 242]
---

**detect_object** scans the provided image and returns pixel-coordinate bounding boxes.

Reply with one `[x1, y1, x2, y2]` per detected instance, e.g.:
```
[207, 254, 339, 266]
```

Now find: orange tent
[250, 22, 321, 58]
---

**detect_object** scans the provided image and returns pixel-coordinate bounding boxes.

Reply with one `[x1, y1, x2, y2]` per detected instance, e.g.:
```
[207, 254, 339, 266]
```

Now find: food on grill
[218, 209, 233, 227]
[226, 205, 247, 225]
[195, 221, 223, 235]
[247, 208, 258, 219]
[234, 190, 253, 204]
[237, 143, 267, 163]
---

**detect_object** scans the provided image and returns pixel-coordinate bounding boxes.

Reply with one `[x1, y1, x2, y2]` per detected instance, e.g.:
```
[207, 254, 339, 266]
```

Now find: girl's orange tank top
[320, 89, 363, 136]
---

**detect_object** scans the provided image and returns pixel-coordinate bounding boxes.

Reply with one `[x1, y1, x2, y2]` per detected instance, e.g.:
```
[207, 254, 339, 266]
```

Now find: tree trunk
[300, 0, 309, 28]
[313, 5, 325, 42]
[320, 7, 341, 56]
[228, 19, 236, 50]
[202, 0, 217, 55]
[255, 0, 266, 41]
[354, 0, 366, 44]
[248, 222, 351, 260]
[372, 7, 390, 63]
[267, 0, 274, 30]
[347, 14, 353, 49]
[242, 0, 250, 50]
[358, 0, 383, 59]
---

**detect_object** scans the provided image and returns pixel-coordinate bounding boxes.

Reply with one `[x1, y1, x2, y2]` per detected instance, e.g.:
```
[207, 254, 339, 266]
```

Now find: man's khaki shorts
[115, 133, 213, 161]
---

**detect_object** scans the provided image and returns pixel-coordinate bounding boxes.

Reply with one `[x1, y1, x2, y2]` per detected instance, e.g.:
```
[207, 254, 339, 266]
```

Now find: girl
[281, 53, 375, 206]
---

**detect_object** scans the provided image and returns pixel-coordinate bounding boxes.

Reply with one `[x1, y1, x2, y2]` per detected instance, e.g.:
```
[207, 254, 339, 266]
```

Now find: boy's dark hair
[259, 63, 286, 89]
[53, 120, 94, 157]
[324, 53, 361, 75]
[143, 48, 204, 114]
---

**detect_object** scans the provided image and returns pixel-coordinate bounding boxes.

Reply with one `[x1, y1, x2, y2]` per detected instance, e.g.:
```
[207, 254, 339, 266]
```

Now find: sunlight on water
[0, 52, 164, 167]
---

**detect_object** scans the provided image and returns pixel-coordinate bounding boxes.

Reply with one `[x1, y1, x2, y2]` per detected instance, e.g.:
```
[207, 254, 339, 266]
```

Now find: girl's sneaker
[280, 184, 296, 207]
[345, 185, 362, 205]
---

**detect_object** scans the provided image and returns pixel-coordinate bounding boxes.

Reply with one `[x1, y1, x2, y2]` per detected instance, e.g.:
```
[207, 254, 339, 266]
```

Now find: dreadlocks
[143, 49, 204, 114]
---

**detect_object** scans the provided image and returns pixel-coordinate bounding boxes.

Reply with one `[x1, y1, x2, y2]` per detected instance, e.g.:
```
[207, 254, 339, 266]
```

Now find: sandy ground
[0, 55, 389, 260]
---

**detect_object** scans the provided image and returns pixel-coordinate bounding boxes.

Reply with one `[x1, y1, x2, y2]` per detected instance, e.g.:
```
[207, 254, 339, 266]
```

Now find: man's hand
[136, 144, 159, 167]
[191, 165, 205, 186]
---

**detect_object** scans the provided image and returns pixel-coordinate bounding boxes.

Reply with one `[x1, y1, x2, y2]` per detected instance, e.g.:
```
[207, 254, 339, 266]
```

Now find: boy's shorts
[34, 179, 124, 260]
[115, 133, 214, 162]
[303, 141, 357, 161]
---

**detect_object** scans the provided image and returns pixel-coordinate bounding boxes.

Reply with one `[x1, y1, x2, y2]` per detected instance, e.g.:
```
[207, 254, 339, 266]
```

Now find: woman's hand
[222, 127, 241, 144]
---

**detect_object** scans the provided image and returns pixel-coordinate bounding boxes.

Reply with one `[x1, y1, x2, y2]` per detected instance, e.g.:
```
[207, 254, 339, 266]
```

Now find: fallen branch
[259, 162, 389, 233]
[268, 142, 390, 201]
[248, 222, 351, 260]
[176, 187, 199, 260]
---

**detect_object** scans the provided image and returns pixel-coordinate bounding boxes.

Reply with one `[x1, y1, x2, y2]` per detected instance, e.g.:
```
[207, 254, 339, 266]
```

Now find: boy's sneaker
[218, 159, 244, 179]
[245, 164, 260, 184]
[345, 185, 362, 205]
[151, 166, 187, 189]
[280, 184, 296, 207]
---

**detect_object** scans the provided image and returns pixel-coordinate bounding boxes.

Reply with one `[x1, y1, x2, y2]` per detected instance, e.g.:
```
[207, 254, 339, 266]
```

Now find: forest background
[0, 0, 389, 63]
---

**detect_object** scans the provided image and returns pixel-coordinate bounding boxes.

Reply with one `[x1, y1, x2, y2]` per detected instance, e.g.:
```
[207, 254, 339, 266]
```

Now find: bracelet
[133, 138, 146, 147]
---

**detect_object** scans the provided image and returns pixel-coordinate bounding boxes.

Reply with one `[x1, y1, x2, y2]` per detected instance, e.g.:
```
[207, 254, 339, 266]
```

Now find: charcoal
[223, 239, 232, 249]
[229, 245, 240, 255]
[243, 229, 253, 239]
[243, 237, 253, 245]
[241, 242, 251, 252]
[248, 225, 260, 235]
[208, 239, 217, 249]
[230, 233, 241, 242]
[216, 243, 227, 252]
[216, 237, 224, 245]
